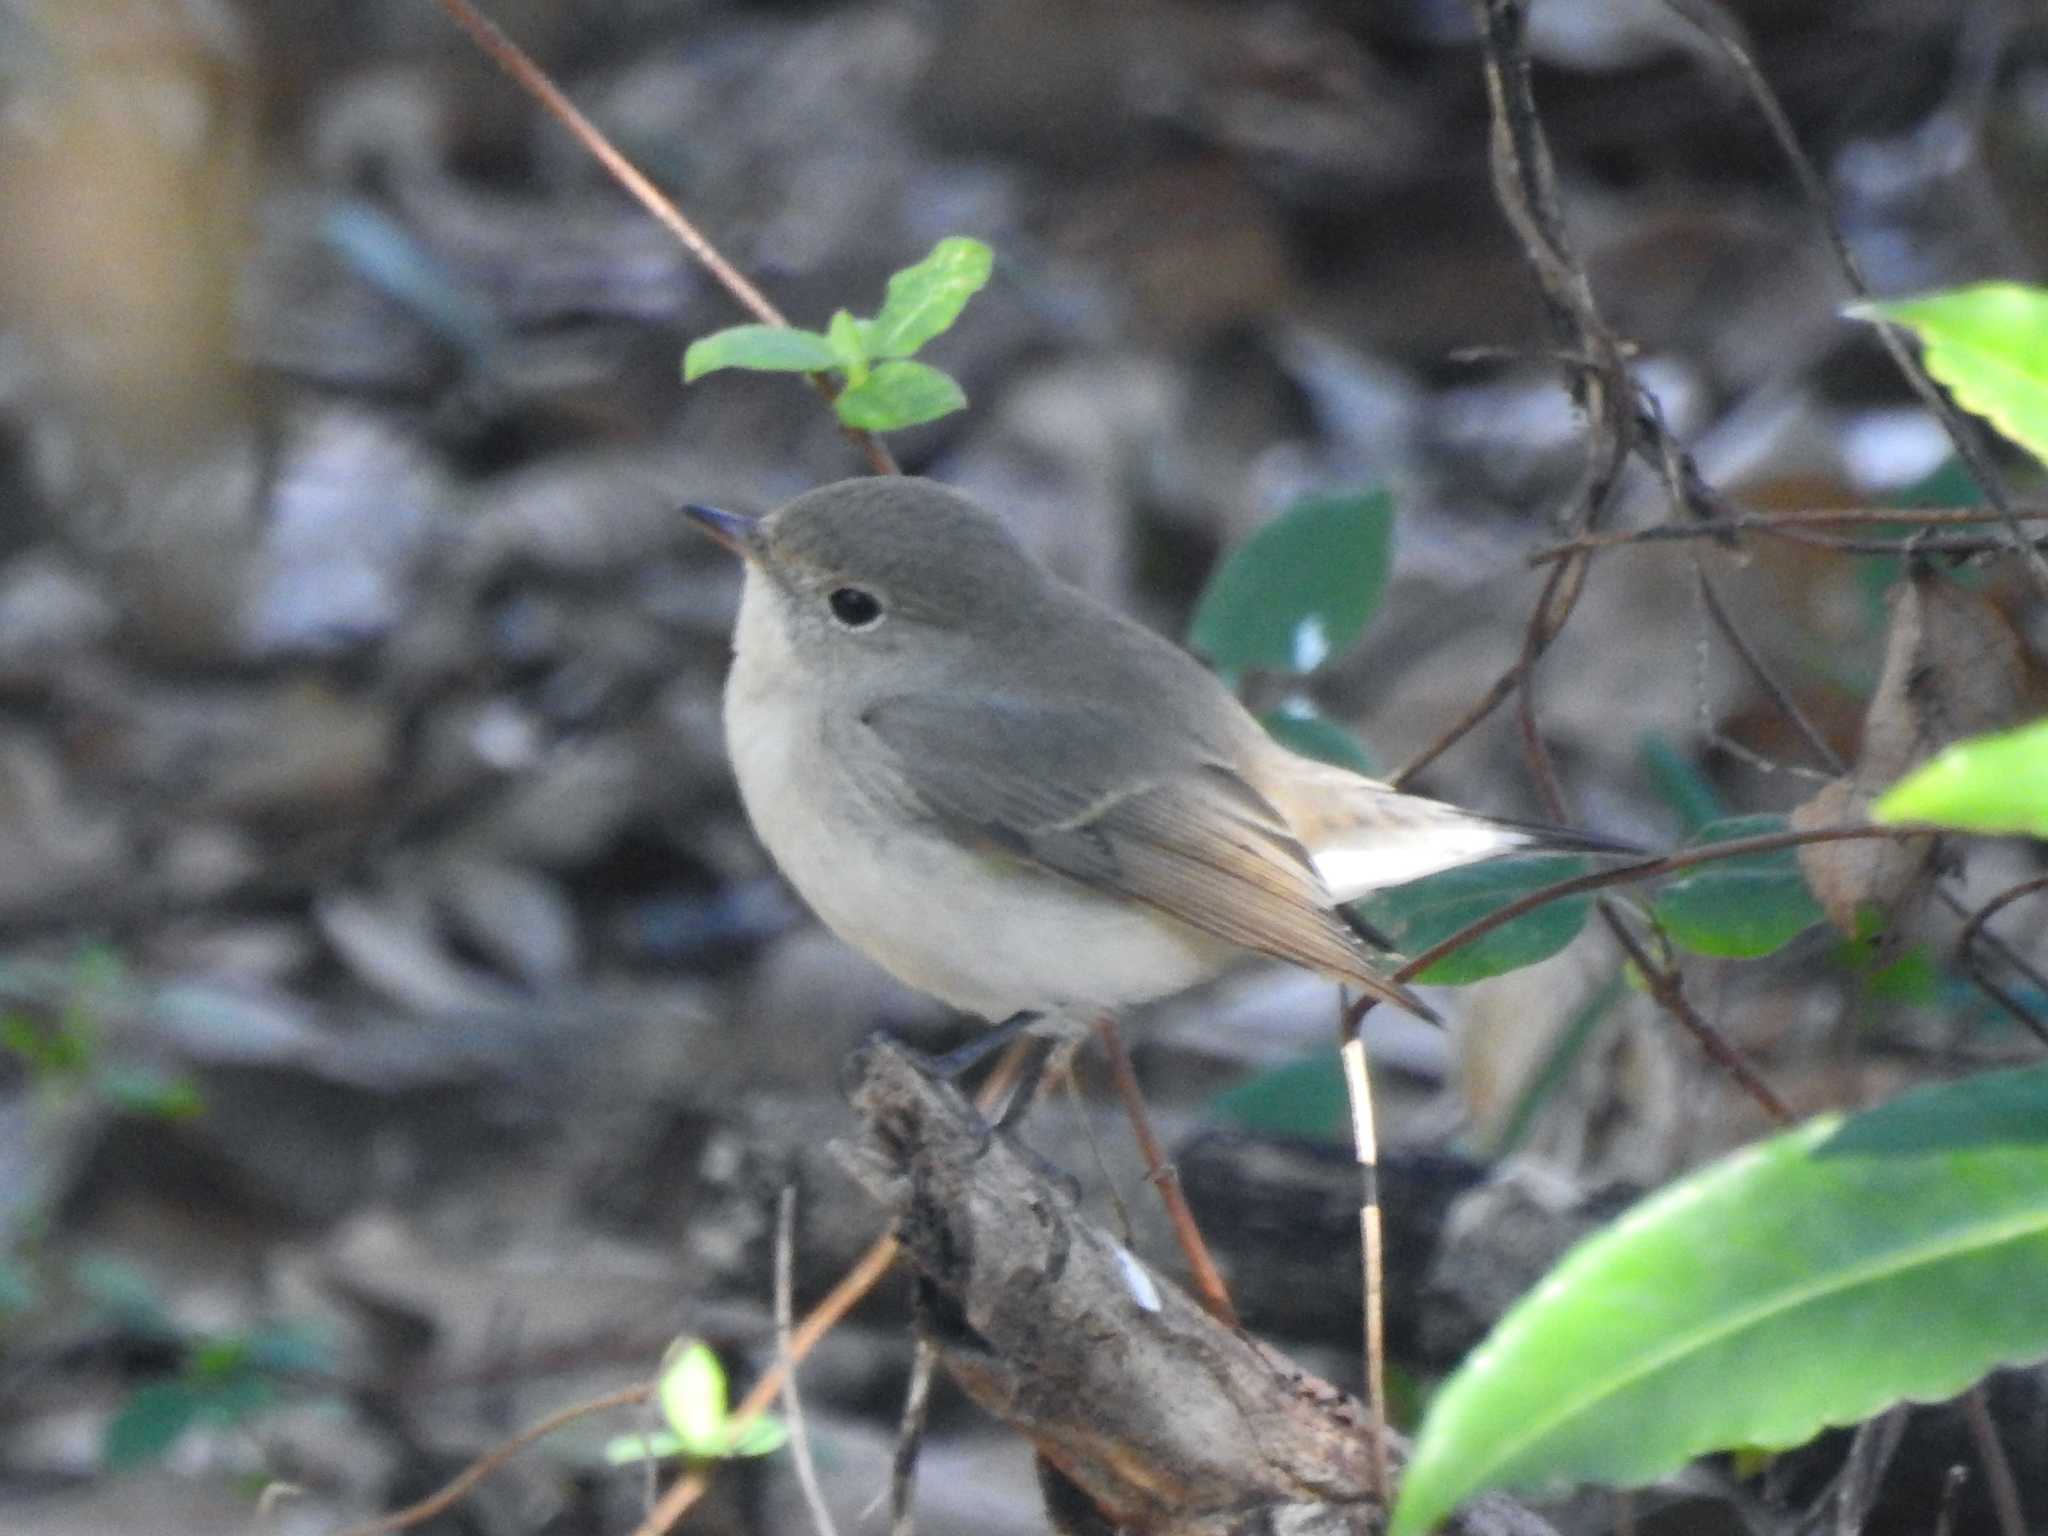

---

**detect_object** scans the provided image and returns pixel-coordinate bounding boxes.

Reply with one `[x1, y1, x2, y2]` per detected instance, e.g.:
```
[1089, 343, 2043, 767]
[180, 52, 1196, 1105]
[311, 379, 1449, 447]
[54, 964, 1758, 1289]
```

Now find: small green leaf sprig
[604, 1339, 787, 1466]
[683, 237, 992, 432]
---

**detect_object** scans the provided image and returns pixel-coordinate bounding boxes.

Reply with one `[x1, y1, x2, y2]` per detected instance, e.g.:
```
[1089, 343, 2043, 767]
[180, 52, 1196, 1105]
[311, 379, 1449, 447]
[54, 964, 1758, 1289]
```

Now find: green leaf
[605, 1430, 686, 1465]
[833, 360, 967, 431]
[1209, 1050, 1348, 1140]
[1258, 703, 1376, 776]
[725, 1415, 790, 1457]
[1636, 731, 1724, 834]
[864, 236, 994, 359]
[1873, 717, 2048, 838]
[1188, 490, 1393, 675]
[1389, 1062, 2048, 1536]
[1353, 855, 1589, 986]
[658, 1339, 729, 1453]
[1652, 815, 1824, 959]
[104, 1381, 202, 1469]
[682, 325, 839, 383]
[826, 308, 869, 385]
[99, 1068, 204, 1121]
[1855, 283, 2048, 467]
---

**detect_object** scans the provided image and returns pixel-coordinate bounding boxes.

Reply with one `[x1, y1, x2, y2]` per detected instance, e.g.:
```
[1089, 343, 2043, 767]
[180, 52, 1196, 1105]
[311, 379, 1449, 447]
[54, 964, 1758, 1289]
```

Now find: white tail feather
[1310, 821, 1535, 903]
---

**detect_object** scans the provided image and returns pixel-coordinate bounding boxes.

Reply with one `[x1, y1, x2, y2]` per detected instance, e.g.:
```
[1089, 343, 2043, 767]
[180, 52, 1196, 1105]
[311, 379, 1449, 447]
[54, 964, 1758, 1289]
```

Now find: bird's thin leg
[920, 1010, 1043, 1079]
[1092, 1014, 1240, 1329]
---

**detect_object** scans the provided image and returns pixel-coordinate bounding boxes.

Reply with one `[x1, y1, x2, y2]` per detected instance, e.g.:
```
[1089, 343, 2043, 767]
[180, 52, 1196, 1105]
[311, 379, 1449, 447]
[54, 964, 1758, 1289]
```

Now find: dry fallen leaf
[1794, 570, 2026, 954]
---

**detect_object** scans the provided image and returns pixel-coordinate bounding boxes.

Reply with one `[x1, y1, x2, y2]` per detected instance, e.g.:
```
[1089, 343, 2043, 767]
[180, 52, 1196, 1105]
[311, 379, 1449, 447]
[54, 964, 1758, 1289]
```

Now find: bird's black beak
[683, 503, 763, 559]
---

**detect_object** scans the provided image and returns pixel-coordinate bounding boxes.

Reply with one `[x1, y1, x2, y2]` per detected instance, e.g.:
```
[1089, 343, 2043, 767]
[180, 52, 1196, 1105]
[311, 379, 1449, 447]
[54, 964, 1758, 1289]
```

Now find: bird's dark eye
[828, 586, 883, 629]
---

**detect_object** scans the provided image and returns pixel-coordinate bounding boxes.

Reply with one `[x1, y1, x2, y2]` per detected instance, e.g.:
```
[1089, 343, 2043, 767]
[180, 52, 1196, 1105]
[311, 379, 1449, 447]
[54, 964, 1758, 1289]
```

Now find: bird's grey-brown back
[742, 478, 1260, 759]
[706, 476, 1631, 1024]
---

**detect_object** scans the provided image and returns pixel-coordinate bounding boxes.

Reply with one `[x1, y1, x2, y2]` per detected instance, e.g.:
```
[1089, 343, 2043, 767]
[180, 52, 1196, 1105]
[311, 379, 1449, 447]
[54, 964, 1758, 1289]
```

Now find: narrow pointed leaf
[1873, 717, 2048, 838]
[1189, 491, 1393, 675]
[1390, 1061, 2048, 1536]
[833, 360, 967, 431]
[1653, 814, 1823, 958]
[864, 236, 993, 358]
[683, 325, 838, 382]
[104, 1381, 202, 1469]
[1855, 283, 2048, 467]
[1353, 855, 1589, 985]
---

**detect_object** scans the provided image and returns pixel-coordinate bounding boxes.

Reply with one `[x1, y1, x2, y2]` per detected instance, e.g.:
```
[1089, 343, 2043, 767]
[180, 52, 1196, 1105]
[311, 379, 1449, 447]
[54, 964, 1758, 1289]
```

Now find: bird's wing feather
[862, 692, 1435, 1018]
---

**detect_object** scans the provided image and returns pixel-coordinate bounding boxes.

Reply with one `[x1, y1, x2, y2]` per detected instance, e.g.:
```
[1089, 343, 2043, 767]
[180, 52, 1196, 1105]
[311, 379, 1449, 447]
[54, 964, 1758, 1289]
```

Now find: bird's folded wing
[861, 693, 1431, 1013]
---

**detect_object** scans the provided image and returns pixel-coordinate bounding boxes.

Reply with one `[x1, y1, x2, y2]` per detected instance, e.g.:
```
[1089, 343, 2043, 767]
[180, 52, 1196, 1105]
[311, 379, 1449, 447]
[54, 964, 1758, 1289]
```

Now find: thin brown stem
[1092, 1015, 1240, 1329]
[428, 0, 898, 477]
[1344, 822, 1947, 1036]
[1601, 902, 1793, 1125]
[1961, 1383, 2027, 1536]
[337, 1384, 652, 1536]
[1529, 504, 2048, 563]
[1666, 1, 2048, 594]
[1391, 556, 1574, 788]
[1693, 559, 1846, 776]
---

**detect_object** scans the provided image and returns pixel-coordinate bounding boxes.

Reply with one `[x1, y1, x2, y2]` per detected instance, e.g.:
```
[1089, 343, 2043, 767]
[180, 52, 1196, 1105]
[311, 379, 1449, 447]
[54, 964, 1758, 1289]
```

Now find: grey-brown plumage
[689, 478, 1635, 1026]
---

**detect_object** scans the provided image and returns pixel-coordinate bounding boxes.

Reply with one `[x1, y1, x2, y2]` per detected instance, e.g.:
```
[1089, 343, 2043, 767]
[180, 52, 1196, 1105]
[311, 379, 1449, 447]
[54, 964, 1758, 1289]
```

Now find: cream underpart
[723, 575, 1230, 1020]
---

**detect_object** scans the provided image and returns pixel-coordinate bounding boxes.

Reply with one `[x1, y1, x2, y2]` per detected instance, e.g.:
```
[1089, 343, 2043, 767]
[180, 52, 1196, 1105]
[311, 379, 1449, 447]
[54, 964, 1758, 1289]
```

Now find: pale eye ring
[828, 586, 883, 629]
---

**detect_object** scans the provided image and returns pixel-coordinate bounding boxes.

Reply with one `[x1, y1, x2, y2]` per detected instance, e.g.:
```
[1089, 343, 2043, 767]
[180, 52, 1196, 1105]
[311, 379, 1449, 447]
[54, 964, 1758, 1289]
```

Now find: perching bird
[688, 477, 1633, 1027]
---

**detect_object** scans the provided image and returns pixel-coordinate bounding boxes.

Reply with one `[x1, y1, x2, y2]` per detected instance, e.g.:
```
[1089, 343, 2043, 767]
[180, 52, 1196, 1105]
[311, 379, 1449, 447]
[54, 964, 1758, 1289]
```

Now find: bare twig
[1960, 1384, 2027, 1536]
[336, 1384, 652, 1536]
[1390, 556, 1578, 788]
[1665, 0, 2048, 595]
[1949, 878, 2048, 1047]
[1529, 505, 2048, 564]
[428, 0, 898, 477]
[1339, 1028, 1392, 1506]
[1342, 822, 1951, 1040]
[1092, 1015, 1241, 1329]
[1694, 558, 1847, 777]
[890, 1335, 939, 1536]
[632, 1036, 1039, 1536]
[776, 1188, 841, 1536]
[1601, 904, 1794, 1125]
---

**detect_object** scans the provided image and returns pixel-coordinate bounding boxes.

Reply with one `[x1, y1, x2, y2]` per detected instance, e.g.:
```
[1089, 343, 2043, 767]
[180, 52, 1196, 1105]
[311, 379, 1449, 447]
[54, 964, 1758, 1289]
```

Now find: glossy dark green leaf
[1636, 731, 1723, 833]
[1258, 705, 1376, 776]
[1189, 490, 1394, 675]
[103, 1381, 201, 1469]
[1391, 1061, 2048, 1535]
[833, 360, 967, 430]
[864, 236, 993, 358]
[682, 325, 838, 382]
[1354, 855, 1589, 986]
[1209, 1050, 1348, 1140]
[1653, 815, 1824, 959]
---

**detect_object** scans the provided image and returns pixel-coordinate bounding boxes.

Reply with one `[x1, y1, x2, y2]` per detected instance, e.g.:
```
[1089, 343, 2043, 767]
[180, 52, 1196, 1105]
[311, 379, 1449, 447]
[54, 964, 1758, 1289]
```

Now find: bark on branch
[833, 1037, 1557, 1536]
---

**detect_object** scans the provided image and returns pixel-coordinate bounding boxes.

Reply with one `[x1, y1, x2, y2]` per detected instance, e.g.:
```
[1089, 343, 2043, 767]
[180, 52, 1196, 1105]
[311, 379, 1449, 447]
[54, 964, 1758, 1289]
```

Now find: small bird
[688, 477, 1630, 1027]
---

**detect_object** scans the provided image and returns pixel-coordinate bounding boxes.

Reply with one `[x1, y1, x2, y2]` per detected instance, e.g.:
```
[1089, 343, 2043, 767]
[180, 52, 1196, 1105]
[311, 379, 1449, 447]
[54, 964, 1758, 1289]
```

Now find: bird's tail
[1279, 761, 1644, 906]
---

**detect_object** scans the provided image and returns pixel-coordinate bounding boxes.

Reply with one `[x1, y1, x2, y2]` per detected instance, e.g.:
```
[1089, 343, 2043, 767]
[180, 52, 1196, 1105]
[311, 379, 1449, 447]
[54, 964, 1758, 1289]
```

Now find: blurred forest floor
[1, 1, 2046, 1532]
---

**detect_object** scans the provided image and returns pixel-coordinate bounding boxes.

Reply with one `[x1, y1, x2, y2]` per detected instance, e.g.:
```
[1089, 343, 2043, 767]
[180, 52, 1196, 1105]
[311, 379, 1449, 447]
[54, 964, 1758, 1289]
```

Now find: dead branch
[834, 1036, 1560, 1536]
